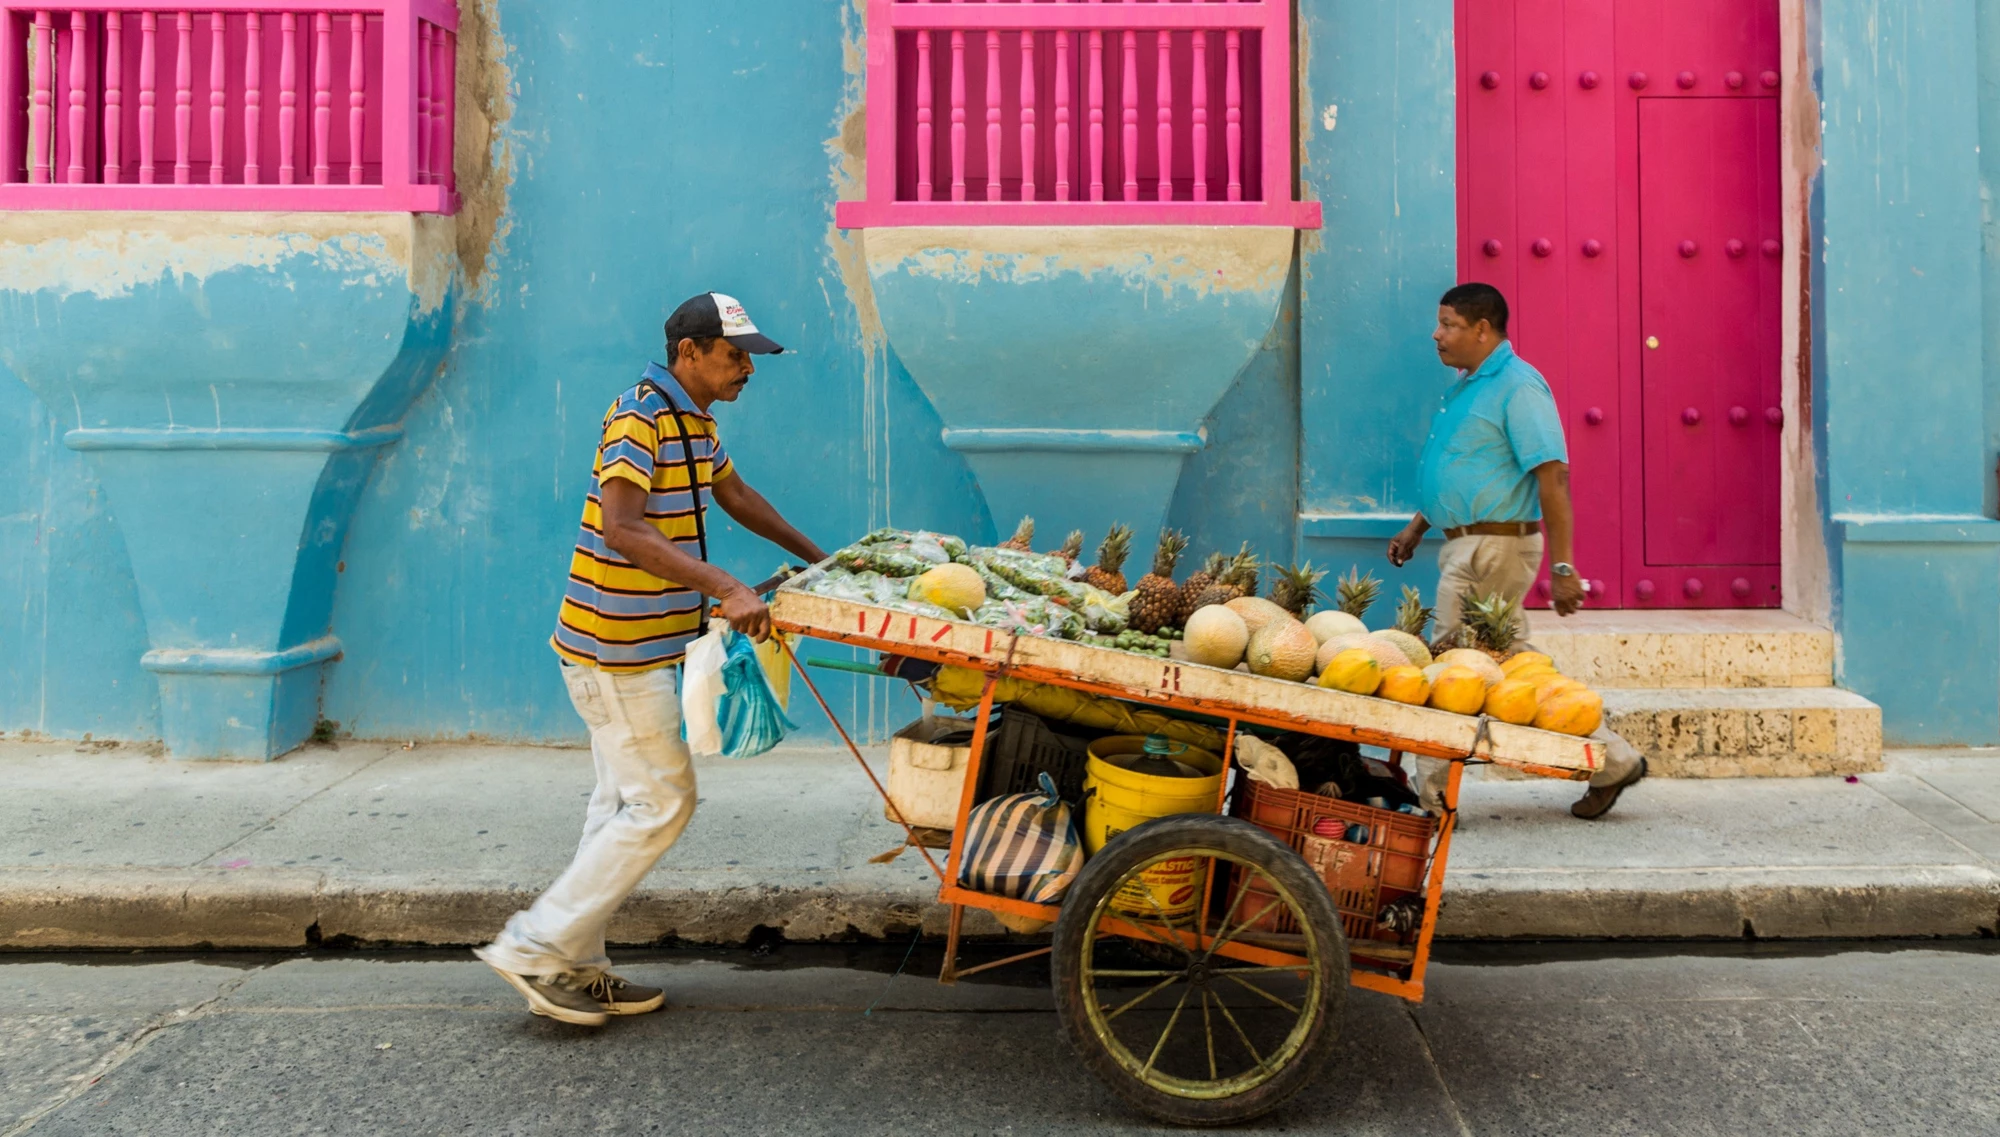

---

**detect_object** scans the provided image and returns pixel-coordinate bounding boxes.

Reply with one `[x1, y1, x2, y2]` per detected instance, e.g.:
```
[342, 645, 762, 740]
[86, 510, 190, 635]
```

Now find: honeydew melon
[1304, 610, 1367, 645]
[1183, 605, 1251, 669]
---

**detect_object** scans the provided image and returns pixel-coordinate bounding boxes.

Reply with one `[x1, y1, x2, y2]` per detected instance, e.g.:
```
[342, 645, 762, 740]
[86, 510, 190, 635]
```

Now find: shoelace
[582, 974, 622, 1002]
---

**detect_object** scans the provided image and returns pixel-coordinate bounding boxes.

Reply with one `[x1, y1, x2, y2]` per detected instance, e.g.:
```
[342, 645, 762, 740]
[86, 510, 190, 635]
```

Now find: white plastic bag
[680, 620, 730, 757]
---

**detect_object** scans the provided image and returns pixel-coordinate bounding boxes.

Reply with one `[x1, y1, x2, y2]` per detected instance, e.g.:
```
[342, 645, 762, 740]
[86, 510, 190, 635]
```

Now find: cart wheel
[1051, 814, 1349, 1126]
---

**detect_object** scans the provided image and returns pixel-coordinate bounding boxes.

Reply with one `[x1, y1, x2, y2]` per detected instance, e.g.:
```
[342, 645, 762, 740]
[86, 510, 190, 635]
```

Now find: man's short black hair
[1440, 282, 1509, 335]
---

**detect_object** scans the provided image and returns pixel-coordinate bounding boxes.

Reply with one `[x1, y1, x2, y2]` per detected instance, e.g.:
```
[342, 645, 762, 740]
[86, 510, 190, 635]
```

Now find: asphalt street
[3, 941, 1996, 1136]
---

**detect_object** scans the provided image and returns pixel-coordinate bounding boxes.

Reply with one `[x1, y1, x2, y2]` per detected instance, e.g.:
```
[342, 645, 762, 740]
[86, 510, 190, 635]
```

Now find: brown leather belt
[1442, 521, 1542, 540]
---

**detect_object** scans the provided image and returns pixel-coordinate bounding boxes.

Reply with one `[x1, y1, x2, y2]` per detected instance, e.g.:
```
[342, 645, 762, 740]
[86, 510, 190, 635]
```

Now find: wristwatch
[1550, 562, 1577, 578]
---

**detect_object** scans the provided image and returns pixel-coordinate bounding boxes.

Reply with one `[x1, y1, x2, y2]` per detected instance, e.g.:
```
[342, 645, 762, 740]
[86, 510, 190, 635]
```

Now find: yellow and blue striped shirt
[551, 366, 733, 672]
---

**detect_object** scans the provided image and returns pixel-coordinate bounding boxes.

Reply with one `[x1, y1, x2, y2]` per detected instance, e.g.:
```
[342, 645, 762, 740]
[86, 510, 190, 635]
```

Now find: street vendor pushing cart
[476, 292, 828, 1026]
[1388, 283, 1645, 820]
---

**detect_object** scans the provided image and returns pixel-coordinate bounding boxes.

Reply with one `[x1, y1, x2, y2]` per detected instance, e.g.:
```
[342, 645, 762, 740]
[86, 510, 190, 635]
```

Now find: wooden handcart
[770, 576, 1604, 1126]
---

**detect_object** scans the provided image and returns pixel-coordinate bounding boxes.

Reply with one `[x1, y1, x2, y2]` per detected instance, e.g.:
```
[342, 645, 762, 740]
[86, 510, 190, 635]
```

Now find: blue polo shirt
[1416, 341, 1568, 531]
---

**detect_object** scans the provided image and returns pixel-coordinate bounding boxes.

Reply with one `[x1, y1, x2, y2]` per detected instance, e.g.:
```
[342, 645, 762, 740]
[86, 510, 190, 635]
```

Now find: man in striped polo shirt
[477, 293, 826, 1026]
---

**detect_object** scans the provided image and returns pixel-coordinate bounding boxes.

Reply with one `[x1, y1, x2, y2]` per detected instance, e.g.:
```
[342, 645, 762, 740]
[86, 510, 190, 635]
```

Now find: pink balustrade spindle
[174, 11, 191, 185]
[138, 12, 156, 183]
[30, 10, 51, 184]
[949, 28, 965, 202]
[984, 29, 999, 202]
[1156, 29, 1172, 202]
[103, 12, 122, 183]
[313, 12, 331, 184]
[244, 11, 262, 184]
[1192, 27, 1207, 202]
[1120, 29, 1136, 202]
[1018, 29, 1034, 202]
[1054, 29, 1070, 201]
[209, 13, 226, 185]
[67, 11, 86, 184]
[278, 12, 296, 183]
[1087, 29, 1103, 202]
[415, 20, 429, 183]
[349, 14, 366, 184]
[432, 24, 452, 188]
[1225, 27, 1241, 202]
[915, 29, 932, 201]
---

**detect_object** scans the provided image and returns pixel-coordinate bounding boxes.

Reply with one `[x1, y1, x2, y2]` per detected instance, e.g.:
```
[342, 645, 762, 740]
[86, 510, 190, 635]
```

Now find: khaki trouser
[482, 663, 698, 976]
[1433, 532, 1543, 642]
[1416, 532, 1644, 800]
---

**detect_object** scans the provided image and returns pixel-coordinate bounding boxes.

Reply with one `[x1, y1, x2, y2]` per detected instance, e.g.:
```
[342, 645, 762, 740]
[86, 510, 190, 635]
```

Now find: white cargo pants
[481, 663, 697, 976]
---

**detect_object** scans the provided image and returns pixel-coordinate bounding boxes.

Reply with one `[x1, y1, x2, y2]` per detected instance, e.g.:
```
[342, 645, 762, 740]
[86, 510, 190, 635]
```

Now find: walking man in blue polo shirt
[1388, 283, 1645, 820]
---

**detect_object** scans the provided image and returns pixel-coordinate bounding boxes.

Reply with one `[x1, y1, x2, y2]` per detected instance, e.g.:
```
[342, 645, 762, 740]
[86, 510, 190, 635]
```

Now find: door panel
[1638, 97, 1781, 569]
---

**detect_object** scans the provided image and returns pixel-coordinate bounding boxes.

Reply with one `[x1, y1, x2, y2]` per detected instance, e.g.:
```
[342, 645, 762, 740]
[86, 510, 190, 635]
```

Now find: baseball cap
[664, 292, 785, 355]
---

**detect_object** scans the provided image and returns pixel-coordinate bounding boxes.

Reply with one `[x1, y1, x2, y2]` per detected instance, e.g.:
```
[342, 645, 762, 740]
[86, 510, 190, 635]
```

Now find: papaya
[1500, 651, 1555, 678]
[1535, 687, 1604, 736]
[1532, 672, 1586, 701]
[1317, 648, 1383, 696]
[1427, 666, 1488, 715]
[1483, 678, 1541, 725]
[1377, 665, 1432, 706]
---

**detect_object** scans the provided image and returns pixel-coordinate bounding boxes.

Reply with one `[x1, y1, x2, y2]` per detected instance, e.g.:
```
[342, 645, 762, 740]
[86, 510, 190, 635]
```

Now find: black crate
[975, 705, 1095, 805]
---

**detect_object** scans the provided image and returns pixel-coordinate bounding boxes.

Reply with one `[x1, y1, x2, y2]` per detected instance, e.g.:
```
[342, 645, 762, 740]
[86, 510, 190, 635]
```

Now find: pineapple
[1083, 525, 1134, 594]
[1334, 567, 1382, 621]
[1053, 529, 1086, 565]
[1190, 546, 1260, 612]
[1461, 590, 1525, 659]
[999, 516, 1035, 552]
[1129, 530, 1190, 634]
[1177, 551, 1227, 623]
[1395, 585, 1433, 640]
[1268, 562, 1327, 619]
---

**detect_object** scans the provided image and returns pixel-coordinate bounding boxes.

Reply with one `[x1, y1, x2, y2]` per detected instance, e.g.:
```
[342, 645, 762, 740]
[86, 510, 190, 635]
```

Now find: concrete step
[1601, 687, 1882, 778]
[1528, 609, 1834, 690]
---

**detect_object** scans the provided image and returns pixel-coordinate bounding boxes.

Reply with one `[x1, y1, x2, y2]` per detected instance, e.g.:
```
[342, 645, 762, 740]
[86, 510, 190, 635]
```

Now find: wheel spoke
[1140, 983, 1195, 1079]
[1208, 965, 1313, 975]
[1212, 991, 1269, 1070]
[1201, 988, 1219, 1082]
[1102, 973, 1185, 1024]
[1110, 915, 1192, 958]
[1137, 874, 1196, 959]
[1087, 968, 1189, 979]
[1222, 971, 1301, 1015]
[1203, 895, 1283, 963]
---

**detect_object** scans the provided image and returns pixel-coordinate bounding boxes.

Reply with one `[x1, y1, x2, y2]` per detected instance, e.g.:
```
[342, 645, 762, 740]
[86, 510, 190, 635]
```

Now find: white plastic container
[885, 713, 979, 830]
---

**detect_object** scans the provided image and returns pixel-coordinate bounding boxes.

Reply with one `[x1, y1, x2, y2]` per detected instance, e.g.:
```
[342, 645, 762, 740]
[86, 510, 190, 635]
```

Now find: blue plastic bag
[715, 628, 798, 758]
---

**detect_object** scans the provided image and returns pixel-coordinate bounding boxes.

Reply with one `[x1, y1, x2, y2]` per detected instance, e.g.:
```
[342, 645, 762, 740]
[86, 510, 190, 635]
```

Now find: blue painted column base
[146, 638, 342, 760]
[1835, 518, 2000, 746]
[948, 429, 1203, 548]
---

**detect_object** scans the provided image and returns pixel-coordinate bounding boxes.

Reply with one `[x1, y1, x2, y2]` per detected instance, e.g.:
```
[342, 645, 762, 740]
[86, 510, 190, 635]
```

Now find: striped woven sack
[957, 772, 1086, 904]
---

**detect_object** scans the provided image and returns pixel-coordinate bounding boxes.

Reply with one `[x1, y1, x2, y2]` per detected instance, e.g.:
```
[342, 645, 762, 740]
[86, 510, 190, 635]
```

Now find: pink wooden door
[1637, 97, 1782, 601]
[1457, 0, 1781, 609]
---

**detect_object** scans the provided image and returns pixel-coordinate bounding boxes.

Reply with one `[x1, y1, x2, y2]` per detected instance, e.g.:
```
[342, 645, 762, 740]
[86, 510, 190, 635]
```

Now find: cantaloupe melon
[1500, 651, 1555, 678]
[1226, 596, 1295, 637]
[1247, 619, 1320, 682]
[1434, 648, 1505, 687]
[1315, 633, 1411, 675]
[1483, 678, 1540, 725]
[908, 563, 987, 615]
[1427, 666, 1488, 715]
[1371, 628, 1434, 670]
[1377, 665, 1431, 706]
[1535, 688, 1604, 736]
[1304, 610, 1367, 645]
[1183, 605, 1251, 669]
[1317, 648, 1382, 695]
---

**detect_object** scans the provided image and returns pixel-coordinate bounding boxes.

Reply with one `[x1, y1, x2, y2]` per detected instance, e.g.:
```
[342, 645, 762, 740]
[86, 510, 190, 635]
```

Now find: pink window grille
[837, 0, 1320, 228]
[0, 0, 456, 212]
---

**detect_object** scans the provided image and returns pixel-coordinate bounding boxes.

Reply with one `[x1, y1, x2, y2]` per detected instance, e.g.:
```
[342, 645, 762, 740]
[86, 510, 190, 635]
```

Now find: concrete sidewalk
[2, 739, 1995, 949]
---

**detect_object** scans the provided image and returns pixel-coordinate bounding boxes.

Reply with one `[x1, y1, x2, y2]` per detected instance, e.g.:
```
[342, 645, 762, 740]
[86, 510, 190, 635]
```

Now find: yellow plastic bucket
[1082, 735, 1224, 918]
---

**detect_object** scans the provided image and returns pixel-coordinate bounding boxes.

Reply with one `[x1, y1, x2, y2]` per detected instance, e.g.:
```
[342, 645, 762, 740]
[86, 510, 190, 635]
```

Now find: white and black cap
[665, 292, 785, 355]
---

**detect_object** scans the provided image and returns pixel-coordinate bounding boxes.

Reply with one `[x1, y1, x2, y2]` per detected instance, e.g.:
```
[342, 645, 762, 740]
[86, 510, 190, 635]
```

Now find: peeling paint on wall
[450, 0, 517, 304]
[0, 212, 442, 306]
[863, 226, 1297, 297]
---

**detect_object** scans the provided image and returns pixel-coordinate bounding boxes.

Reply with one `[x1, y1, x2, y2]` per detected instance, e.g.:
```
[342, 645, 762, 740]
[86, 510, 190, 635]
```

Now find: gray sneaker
[580, 971, 666, 1015]
[474, 949, 609, 1026]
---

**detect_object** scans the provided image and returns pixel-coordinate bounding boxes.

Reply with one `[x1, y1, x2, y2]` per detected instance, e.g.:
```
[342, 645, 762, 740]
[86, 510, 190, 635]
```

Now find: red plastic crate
[1226, 783, 1437, 946]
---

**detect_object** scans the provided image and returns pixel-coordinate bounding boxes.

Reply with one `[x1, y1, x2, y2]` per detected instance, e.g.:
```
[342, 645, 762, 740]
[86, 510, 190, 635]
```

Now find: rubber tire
[1051, 814, 1349, 1126]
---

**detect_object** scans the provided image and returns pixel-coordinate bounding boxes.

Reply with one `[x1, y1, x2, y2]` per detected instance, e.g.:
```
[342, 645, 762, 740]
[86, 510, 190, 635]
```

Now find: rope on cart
[776, 634, 949, 882]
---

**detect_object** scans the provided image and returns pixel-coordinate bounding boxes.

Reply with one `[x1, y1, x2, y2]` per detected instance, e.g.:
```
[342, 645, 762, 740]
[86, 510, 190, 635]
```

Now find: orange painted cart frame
[770, 583, 1606, 1005]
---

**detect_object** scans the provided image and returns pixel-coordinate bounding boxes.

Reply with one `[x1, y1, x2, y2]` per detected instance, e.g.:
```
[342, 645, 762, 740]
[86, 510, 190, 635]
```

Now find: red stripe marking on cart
[930, 623, 952, 643]
[876, 612, 894, 638]
[907, 617, 919, 639]
[984, 630, 994, 653]
[857, 612, 868, 632]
